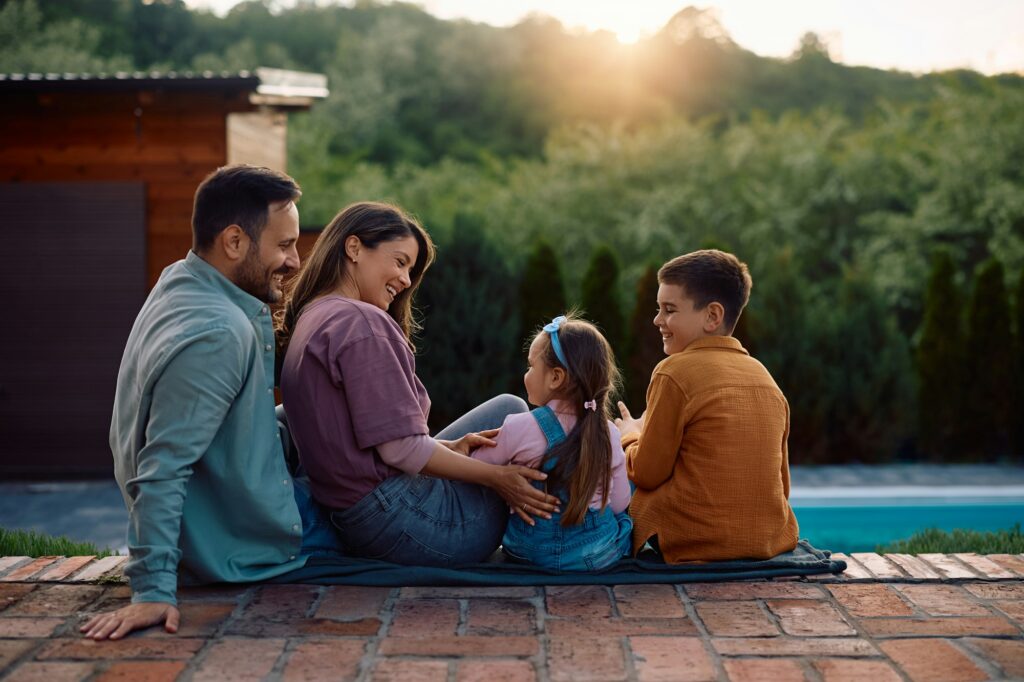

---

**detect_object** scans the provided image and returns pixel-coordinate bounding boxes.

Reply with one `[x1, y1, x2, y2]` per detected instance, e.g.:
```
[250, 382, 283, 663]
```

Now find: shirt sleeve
[376, 434, 436, 474]
[469, 412, 540, 466]
[124, 328, 248, 605]
[625, 372, 689, 490]
[607, 422, 632, 513]
[336, 335, 430, 449]
[780, 398, 792, 499]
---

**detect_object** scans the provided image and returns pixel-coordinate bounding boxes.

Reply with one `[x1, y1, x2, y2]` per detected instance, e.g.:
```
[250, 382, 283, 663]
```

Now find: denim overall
[502, 406, 634, 571]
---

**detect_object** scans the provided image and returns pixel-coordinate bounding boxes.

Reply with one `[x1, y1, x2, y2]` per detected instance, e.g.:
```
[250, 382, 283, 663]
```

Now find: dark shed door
[0, 182, 146, 476]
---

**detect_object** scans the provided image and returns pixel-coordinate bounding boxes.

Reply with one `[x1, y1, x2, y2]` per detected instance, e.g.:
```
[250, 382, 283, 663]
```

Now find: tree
[915, 250, 967, 460]
[964, 258, 1015, 459]
[1016, 268, 1024, 457]
[517, 238, 568, 355]
[579, 244, 626, 362]
[623, 265, 663, 412]
[415, 212, 519, 429]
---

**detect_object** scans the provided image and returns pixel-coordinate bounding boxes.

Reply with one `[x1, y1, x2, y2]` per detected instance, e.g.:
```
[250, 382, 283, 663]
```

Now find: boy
[614, 249, 798, 562]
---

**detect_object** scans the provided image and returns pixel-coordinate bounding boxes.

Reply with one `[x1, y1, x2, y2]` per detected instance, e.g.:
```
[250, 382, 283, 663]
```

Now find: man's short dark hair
[192, 165, 302, 252]
[658, 249, 753, 333]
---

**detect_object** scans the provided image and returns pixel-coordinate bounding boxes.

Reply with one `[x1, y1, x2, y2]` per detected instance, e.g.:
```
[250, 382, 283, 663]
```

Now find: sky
[184, 0, 1024, 75]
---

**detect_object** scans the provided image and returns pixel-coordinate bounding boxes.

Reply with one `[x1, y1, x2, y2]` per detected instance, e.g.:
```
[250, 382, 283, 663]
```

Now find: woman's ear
[344, 235, 362, 264]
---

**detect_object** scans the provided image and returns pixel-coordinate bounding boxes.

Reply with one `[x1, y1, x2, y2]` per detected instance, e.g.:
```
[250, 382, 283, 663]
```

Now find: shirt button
[289, 555, 296, 561]
[292, 524, 300, 531]
[282, 479, 289, 485]
[265, 344, 272, 351]
[260, 306, 268, 315]
[267, 388, 274, 394]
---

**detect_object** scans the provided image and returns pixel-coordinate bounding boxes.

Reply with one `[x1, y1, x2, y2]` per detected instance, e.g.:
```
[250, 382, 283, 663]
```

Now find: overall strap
[531, 406, 567, 474]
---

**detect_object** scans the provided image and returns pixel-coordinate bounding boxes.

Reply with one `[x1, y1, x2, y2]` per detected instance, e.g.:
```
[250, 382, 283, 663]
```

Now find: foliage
[0, 527, 112, 558]
[623, 265, 663, 412]
[915, 250, 967, 460]
[580, 245, 627, 365]
[1017, 269, 1024, 455]
[415, 213, 519, 429]
[0, 0, 132, 73]
[517, 238, 568, 357]
[878, 524, 1024, 554]
[964, 258, 1015, 459]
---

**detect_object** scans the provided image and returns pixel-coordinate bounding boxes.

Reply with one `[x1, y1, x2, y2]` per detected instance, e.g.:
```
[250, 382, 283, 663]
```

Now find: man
[81, 165, 307, 640]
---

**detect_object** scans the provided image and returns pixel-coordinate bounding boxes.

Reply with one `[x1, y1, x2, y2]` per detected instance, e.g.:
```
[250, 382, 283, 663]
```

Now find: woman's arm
[376, 435, 560, 524]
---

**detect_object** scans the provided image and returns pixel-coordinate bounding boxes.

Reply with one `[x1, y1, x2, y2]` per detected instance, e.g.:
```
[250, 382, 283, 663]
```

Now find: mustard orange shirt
[623, 336, 799, 562]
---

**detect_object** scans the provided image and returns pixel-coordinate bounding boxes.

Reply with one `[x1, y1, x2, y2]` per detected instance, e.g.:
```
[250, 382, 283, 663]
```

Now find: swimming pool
[790, 486, 1024, 553]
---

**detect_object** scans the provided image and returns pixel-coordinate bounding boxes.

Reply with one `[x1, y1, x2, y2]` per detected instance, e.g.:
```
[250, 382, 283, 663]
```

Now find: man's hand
[439, 428, 500, 456]
[489, 465, 561, 525]
[614, 401, 645, 438]
[80, 602, 180, 640]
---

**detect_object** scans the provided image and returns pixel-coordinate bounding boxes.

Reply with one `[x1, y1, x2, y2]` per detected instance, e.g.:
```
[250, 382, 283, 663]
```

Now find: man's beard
[235, 247, 282, 304]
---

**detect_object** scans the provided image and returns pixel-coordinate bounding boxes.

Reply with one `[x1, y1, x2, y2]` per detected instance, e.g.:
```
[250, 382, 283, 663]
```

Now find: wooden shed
[0, 68, 327, 476]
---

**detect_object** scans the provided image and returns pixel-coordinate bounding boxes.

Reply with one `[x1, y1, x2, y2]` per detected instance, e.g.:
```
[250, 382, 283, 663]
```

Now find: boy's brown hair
[658, 249, 752, 333]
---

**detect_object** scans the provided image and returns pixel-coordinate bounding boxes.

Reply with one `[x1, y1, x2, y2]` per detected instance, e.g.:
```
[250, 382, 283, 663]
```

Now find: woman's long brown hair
[535, 314, 621, 526]
[276, 201, 435, 352]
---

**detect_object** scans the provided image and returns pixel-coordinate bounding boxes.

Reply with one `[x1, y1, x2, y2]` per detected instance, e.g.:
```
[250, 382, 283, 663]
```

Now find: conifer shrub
[580, 244, 626, 365]
[915, 250, 966, 460]
[964, 258, 1014, 459]
[623, 265, 663, 412]
[516, 238, 568, 355]
[416, 212, 519, 429]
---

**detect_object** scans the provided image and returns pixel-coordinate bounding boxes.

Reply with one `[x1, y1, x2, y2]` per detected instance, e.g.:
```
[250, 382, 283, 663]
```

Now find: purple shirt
[281, 296, 432, 509]
[471, 399, 631, 513]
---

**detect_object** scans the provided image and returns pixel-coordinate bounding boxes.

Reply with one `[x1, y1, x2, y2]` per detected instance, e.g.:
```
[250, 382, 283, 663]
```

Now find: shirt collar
[182, 250, 267, 320]
[683, 336, 749, 355]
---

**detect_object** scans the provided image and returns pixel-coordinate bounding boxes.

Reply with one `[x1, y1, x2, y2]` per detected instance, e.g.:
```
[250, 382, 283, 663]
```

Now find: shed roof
[0, 67, 327, 105]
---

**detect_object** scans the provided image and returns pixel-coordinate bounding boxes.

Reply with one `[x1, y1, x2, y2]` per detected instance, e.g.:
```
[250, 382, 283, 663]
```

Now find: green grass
[878, 525, 1024, 554]
[0, 527, 113, 558]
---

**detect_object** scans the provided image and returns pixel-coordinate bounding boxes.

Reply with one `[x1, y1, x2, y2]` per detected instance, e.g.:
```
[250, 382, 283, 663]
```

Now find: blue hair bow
[543, 316, 569, 367]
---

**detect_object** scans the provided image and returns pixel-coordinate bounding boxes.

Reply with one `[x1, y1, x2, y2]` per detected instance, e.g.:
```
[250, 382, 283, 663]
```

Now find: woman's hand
[614, 401, 645, 438]
[488, 465, 561, 525]
[438, 428, 500, 456]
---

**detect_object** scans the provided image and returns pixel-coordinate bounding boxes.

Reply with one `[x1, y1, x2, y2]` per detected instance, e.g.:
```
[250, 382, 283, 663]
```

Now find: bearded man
[82, 165, 326, 639]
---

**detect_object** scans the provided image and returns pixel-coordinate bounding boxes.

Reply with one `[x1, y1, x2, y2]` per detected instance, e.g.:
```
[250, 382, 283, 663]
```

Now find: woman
[277, 202, 559, 566]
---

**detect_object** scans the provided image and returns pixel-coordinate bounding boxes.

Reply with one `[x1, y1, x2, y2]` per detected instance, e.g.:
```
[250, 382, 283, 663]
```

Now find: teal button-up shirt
[111, 251, 305, 605]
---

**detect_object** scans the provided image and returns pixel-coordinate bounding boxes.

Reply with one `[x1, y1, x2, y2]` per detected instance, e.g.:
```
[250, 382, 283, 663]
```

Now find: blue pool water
[791, 489, 1024, 553]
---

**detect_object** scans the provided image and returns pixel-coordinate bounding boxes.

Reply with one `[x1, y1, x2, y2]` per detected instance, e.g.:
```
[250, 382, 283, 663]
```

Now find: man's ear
[217, 225, 249, 263]
[704, 302, 726, 334]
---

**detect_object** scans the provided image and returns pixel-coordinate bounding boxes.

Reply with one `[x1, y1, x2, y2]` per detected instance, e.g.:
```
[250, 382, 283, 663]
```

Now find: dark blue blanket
[271, 540, 845, 586]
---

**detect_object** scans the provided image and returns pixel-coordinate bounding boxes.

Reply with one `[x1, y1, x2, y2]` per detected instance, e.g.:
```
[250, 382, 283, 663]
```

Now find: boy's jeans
[327, 394, 529, 565]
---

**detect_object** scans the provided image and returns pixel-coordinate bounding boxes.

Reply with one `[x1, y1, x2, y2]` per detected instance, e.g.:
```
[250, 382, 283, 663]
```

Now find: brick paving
[0, 554, 1022, 680]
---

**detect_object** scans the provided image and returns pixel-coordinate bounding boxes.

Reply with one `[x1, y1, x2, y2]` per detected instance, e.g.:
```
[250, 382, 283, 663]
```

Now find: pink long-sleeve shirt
[471, 399, 631, 513]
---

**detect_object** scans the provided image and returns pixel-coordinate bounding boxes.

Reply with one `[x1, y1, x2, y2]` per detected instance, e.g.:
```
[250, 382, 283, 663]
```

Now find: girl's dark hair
[276, 201, 435, 352]
[534, 313, 621, 526]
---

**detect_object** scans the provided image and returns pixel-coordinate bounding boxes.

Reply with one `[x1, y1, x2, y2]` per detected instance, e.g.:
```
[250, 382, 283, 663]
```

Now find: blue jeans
[294, 475, 345, 558]
[329, 394, 529, 566]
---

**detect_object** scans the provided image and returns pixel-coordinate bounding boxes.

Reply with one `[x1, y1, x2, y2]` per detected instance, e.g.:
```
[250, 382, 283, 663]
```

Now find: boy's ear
[704, 302, 726, 334]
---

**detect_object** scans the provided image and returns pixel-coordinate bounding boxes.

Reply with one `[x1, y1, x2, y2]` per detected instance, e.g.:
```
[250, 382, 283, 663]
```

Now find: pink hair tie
[583, 400, 597, 412]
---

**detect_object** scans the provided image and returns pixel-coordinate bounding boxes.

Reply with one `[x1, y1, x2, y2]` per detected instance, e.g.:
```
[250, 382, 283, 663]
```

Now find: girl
[472, 314, 633, 571]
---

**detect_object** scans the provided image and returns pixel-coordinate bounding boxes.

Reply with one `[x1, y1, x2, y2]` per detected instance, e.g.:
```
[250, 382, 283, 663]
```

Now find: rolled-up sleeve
[376, 434, 436, 474]
[124, 328, 246, 605]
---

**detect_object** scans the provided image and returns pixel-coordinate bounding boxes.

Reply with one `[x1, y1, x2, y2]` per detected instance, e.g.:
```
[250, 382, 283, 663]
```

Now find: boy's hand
[80, 602, 180, 640]
[614, 401, 645, 437]
[439, 428, 500, 456]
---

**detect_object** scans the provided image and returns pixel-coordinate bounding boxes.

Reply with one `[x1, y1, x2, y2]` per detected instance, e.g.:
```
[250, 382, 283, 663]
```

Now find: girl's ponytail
[536, 314, 621, 526]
